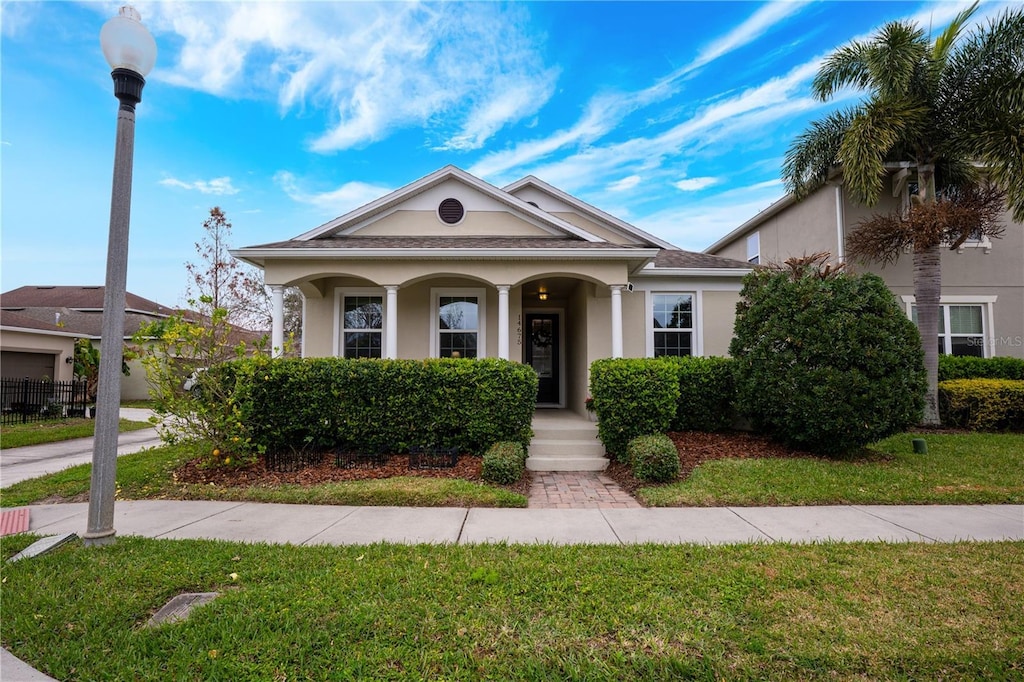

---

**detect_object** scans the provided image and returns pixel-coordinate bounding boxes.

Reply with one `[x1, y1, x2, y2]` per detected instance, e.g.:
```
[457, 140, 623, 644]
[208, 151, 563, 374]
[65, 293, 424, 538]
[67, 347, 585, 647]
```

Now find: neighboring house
[705, 169, 1024, 360]
[1, 286, 177, 399]
[0, 310, 78, 382]
[233, 165, 751, 414]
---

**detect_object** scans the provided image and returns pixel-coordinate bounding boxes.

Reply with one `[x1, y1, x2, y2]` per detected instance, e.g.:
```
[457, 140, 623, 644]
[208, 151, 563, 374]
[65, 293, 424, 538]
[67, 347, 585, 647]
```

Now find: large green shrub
[938, 355, 1024, 381]
[939, 379, 1024, 431]
[481, 441, 527, 484]
[589, 359, 680, 461]
[662, 356, 735, 431]
[627, 434, 680, 483]
[729, 267, 926, 455]
[208, 357, 537, 458]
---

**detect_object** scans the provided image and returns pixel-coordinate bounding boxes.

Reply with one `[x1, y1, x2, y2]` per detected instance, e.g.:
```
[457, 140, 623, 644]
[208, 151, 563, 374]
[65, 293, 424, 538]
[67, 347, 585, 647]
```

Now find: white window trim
[646, 290, 699, 358]
[746, 232, 760, 265]
[431, 287, 487, 358]
[334, 287, 387, 358]
[901, 295, 997, 358]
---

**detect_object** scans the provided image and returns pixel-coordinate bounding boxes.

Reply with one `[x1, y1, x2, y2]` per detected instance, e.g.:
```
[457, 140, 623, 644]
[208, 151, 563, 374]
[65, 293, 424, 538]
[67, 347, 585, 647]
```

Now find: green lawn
[1, 536, 1021, 680]
[0, 444, 527, 508]
[0, 418, 153, 449]
[641, 432, 1024, 506]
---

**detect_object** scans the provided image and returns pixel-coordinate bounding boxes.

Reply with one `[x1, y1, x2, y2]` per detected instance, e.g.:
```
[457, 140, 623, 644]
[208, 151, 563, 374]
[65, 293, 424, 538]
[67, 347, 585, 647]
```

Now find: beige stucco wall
[356, 210, 559, 238]
[0, 330, 75, 382]
[712, 185, 1024, 359]
[701, 291, 741, 356]
[550, 212, 644, 245]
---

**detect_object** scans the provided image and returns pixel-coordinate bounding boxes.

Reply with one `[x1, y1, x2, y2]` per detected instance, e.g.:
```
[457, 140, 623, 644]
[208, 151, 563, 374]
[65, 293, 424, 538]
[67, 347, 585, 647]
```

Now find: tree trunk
[913, 241, 942, 426]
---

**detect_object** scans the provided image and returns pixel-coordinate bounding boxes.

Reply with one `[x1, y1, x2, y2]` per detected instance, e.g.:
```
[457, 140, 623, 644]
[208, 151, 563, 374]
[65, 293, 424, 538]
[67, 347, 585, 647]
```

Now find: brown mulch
[604, 431, 818, 496]
[173, 452, 533, 498]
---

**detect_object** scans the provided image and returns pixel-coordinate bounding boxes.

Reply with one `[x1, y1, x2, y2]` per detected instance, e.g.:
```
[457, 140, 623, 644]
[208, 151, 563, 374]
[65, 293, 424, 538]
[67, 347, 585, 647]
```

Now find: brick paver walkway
[528, 472, 641, 509]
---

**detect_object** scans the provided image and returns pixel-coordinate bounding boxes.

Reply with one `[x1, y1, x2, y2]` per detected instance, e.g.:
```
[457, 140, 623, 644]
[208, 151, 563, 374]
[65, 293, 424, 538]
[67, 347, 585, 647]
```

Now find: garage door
[1, 351, 58, 381]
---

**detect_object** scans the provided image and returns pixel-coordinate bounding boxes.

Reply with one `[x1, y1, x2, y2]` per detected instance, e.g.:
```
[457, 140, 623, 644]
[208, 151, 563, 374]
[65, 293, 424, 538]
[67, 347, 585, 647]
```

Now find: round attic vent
[438, 198, 465, 224]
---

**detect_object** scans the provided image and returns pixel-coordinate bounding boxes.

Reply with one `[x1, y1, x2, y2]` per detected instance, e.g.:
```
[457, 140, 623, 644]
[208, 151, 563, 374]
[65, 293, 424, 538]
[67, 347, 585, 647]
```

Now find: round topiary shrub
[627, 434, 680, 483]
[729, 263, 926, 456]
[481, 441, 526, 484]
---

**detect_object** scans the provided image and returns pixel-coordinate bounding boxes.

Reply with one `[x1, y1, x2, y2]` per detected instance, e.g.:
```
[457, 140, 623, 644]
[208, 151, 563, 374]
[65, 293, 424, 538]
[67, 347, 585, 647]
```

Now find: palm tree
[782, 3, 1024, 425]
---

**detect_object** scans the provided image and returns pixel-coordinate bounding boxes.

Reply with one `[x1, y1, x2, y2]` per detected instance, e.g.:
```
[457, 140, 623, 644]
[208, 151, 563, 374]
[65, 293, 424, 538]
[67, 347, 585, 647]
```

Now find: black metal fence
[1, 378, 90, 426]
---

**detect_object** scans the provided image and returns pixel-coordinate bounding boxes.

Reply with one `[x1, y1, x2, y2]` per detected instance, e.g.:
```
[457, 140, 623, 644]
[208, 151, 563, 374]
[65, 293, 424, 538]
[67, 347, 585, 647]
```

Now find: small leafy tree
[186, 206, 302, 347]
[729, 254, 926, 455]
[73, 338, 132, 403]
[134, 297, 270, 467]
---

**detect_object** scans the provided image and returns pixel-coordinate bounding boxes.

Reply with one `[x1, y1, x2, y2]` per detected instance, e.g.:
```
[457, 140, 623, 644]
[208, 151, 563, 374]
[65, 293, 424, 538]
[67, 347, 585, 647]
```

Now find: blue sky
[2, 0, 1010, 308]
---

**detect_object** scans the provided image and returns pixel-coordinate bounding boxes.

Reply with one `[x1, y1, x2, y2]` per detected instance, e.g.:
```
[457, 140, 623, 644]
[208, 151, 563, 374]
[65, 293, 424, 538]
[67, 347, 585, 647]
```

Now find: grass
[120, 399, 157, 409]
[641, 432, 1024, 506]
[0, 444, 527, 508]
[1, 535, 1021, 680]
[0, 418, 153, 449]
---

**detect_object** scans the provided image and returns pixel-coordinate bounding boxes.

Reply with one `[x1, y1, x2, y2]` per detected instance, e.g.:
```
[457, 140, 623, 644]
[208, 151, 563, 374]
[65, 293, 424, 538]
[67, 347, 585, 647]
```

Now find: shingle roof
[0, 307, 162, 339]
[248, 236, 635, 250]
[0, 309, 71, 333]
[1, 286, 171, 314]
[651, 250, 752, 269]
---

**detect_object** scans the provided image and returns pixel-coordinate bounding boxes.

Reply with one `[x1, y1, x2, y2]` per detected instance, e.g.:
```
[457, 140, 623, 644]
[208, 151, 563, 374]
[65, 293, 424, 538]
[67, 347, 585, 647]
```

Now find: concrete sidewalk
[19, 499, 1024, 546]
[1, 409, 162, 487]
[4, 501, 1022, 682]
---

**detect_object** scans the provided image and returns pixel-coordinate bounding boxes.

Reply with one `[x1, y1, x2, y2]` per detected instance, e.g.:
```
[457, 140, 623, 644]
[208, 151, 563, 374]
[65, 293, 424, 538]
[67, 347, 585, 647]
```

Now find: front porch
[527, 409, 607, 471]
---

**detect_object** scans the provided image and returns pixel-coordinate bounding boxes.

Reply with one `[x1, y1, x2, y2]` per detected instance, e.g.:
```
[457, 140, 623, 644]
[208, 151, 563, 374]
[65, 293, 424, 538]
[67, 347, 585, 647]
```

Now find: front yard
[1, 535, 1021, 680]
[3, 430, 1022, 509]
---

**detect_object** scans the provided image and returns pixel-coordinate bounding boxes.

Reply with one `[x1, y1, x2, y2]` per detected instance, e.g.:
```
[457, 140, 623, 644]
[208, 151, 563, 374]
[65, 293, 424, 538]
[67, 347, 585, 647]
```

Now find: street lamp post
[84, 6, 156, 547]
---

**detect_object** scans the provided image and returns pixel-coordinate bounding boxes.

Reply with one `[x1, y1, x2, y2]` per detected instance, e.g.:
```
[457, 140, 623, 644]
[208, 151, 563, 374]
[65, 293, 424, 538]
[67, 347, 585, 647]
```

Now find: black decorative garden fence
[1, 378, 90, 425]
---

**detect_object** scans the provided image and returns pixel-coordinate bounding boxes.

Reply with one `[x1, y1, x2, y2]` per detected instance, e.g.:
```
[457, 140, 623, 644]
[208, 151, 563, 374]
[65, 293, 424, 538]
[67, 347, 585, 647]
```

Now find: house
[232, 165, 752, 415]
[705, 169, 1024, 360]
[1, 286, 178, 399]
[0, 310, 79, 382]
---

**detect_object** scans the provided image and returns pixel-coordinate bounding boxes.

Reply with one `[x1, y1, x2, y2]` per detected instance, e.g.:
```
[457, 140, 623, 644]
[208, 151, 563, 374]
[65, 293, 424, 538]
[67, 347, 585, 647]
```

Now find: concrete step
[532, 426, 600, 441]
[528, 438, 606, 458]
[526, 456, 608, 472]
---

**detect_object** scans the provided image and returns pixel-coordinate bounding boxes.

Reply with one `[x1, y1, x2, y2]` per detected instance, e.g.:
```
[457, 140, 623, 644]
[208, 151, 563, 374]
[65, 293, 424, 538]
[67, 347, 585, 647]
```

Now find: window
[746, 232, 760, 264]
[911, 303, 985, 357]
[433, 288, 485, 358]
[652, 293, 693, 357]
[342, 295, 383, 358]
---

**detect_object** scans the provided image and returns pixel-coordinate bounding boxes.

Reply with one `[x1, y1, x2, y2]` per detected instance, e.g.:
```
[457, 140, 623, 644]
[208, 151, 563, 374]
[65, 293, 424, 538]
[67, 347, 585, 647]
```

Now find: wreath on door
[531, 326, 553, 348]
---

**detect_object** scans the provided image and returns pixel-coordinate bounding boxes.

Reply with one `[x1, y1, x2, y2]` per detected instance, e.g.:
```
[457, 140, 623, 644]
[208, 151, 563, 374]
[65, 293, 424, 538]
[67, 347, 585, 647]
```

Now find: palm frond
[812, 41, 872, 100]
[932, 1, 979, 63]
[838, 102, 927, 205]
[782, 109, 856, 198]
[865, 22, 929, 99]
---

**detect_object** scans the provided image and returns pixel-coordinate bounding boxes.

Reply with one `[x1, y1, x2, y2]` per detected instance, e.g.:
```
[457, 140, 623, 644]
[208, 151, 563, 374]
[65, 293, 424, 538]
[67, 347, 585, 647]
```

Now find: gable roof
[503, 175, 679, 251]
[1, 286, 172, 315]
[294, 165, 606, 243]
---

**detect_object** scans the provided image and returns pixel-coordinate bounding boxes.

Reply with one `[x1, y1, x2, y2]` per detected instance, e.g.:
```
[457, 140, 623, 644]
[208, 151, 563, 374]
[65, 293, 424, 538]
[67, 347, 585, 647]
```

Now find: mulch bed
[604, 431, 818, 496]
[174, 452, 533, 498]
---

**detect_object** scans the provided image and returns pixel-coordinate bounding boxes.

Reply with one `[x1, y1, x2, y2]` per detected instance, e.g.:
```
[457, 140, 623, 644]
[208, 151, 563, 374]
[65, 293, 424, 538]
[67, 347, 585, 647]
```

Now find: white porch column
[384, 285, 399, 359]
[610, 285, 624, 358]
[497, 285, 510, 360]
[270, 285, 285, 357]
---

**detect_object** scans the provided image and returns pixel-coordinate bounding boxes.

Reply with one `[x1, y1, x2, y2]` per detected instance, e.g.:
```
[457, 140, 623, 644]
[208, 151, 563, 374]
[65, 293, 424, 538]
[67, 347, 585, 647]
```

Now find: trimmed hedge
[729, 268, 926, 456]
[208, 357, 537, 457]
[590, 359, 679, 461]
[627, 434, 680, 483]
[481, 441, 527, 484]
[938, 355, 1024, 381]
[663, 356, 735, 432]
[939, 379, 1024, 431]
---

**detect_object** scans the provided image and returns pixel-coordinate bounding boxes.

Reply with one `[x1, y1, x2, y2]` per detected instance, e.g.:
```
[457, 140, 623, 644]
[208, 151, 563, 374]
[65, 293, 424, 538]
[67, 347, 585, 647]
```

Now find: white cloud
[469, 1, 812, 184]
[673, 177, 719, 192]
[607, 175, 642, 192]
[143, 2, 555, 153]
[274, 171, 391, 216]
[159, 176, 239, 195]
[689, 1, 812, 73]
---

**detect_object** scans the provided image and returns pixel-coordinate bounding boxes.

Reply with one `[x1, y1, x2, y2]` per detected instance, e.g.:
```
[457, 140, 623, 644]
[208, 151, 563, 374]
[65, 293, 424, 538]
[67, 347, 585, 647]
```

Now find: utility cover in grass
[146, 592, 220, 628]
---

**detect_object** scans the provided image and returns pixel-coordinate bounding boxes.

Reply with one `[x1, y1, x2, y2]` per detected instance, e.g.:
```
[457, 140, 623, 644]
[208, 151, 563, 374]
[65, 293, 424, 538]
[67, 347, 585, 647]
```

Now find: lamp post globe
[84, 5, 156, 547]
